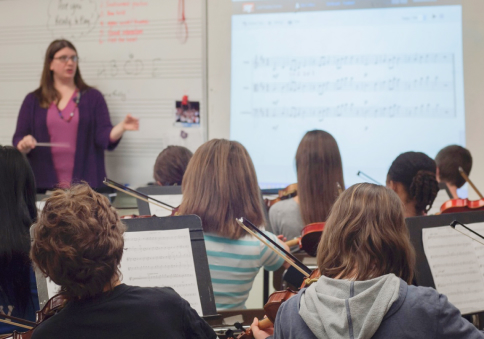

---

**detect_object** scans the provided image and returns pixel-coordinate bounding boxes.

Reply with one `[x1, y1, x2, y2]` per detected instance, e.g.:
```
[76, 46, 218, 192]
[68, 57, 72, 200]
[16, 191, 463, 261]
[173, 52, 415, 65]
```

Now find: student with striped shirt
[178, 139, 289, 310]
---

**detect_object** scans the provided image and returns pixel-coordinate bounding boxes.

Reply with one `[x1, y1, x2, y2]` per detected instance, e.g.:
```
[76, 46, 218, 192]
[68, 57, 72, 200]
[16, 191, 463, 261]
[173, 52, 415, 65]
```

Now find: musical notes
[423, 223, 484, 314]
[248, 104, 453, 119]
[252, 77, 452, 94]
[252, 53, 453, 71]
[120, 229, 202, 315]
[241, 52, 456, 120]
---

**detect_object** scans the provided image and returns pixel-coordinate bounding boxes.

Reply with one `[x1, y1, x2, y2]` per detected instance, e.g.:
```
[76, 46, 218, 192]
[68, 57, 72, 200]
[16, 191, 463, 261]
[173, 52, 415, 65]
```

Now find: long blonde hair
[179, 139, 264, 239]
[317, 183, 415, 283]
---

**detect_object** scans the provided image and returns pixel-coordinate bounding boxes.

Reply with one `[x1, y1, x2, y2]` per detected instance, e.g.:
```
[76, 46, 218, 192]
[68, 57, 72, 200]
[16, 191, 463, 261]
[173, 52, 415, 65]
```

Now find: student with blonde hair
[178, 139, 288, 310]
[251, 183, 484, 339]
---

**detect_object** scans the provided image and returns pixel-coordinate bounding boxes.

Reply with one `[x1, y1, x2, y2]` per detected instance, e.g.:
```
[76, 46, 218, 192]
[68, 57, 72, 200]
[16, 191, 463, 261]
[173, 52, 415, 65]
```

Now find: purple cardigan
[12, 88, 120, 190]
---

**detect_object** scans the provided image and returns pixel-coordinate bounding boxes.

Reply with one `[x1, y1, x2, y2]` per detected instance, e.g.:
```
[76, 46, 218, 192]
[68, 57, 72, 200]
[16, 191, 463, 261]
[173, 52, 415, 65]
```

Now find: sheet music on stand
[422, 222, 484, 315]
[34, 216, 217, 317]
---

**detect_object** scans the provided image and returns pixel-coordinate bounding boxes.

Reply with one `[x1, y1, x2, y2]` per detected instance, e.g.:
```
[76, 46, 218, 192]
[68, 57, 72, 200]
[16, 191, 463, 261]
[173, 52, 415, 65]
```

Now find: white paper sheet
[44, 228, 203, 315]
[422, 223, 484, 314]
[148, 194, 183, 217]
[120, 228, 202, 315]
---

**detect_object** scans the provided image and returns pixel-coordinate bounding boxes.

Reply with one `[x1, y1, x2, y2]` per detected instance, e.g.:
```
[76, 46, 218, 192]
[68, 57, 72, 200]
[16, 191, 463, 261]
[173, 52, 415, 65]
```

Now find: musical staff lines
[253, 77, 453, 94]
[423, 224, 484, 315]
[105, 138, 164, 157]
[247, 104, 454, 119]
[0, 18, 202, 45]
[252, 53, 454, 71]
[242, 52, 456, 119]
[0, 57, 201, 82]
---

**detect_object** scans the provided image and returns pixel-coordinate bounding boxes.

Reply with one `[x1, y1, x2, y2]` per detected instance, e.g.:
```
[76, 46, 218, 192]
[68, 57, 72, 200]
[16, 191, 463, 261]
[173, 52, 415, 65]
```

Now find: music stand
[406, 211, 484, 316]
[34, 215, 217, 318]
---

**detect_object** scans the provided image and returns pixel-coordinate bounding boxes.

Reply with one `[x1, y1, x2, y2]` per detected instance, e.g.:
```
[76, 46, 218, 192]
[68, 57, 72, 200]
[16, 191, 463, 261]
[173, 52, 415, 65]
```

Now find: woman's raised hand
[122, 114, 139, 131]
[17, 135, 37, 154]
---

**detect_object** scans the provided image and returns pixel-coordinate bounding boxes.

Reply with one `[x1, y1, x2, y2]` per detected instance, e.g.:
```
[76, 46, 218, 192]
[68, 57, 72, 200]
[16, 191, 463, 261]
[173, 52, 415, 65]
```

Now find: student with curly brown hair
[386, 152, 439, 217]
[251, 184, 484, 339]
[30, 184, 216, 339]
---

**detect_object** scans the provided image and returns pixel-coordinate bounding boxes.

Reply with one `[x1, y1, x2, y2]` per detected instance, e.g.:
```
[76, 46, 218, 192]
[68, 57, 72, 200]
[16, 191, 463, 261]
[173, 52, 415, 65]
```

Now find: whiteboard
[0, 0, 207, 188]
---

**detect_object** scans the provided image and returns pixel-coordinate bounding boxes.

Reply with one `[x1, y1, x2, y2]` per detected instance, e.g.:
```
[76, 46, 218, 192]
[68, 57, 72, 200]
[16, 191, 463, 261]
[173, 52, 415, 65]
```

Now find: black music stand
[136, 185, 182, 215]
[406, 211, 484, 316]
[34, 215, 217, 318]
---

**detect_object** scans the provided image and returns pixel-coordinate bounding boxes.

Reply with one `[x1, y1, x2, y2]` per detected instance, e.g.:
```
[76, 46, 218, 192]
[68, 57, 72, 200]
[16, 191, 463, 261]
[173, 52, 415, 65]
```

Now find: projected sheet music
[230, 4, 465, 188]
[422, 223, 484, 314]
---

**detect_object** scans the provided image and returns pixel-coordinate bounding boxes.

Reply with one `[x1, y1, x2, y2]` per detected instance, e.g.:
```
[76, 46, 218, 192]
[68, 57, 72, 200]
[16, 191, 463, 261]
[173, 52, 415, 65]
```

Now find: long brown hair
[178, 139, 264, 239]
[296, 130, 344, 225]
[317, 183, 415, 284]
[34, 39, 90, 108]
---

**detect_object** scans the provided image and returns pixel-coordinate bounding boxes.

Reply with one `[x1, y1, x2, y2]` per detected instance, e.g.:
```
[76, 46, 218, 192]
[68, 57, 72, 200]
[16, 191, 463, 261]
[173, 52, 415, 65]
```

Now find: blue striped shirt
[204, 231, 285, 310]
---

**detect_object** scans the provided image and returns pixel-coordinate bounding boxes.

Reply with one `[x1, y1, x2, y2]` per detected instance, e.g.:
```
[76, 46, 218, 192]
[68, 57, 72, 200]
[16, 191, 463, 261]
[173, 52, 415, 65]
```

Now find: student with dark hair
[251, 184, 484, 339]
[30, 183, 216, 339]
[153, 145, 193, 186]
[0, 146, 39, 335]
[178, 139, 288, 310]
[269, 130, 344, 241]
[435, 145, 472, 198]
[13, 39, 138, 192]
[386, 152, 439, 217]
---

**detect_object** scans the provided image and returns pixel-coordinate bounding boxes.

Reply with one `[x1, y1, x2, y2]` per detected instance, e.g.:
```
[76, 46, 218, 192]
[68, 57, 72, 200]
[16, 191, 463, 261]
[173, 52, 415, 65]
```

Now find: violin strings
[236, 219, 310, 277]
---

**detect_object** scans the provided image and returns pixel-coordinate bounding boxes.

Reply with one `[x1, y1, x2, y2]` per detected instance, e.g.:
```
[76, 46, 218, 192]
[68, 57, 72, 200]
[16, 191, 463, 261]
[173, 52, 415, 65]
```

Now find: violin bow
[0, 313, 35, 330]
[458, 167, 484, 199]
[103, 178, 175, 211]
[236, 218, 312, 277]
[450, 220, 484, 246]
[356, 171, 382, 186]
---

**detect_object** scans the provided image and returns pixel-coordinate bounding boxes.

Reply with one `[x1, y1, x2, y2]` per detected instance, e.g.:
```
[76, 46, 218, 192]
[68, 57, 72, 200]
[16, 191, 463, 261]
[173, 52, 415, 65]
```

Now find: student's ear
[386, 180, 397, 191]
[156, 181, 163, 186]
[436, 167, 441, 182]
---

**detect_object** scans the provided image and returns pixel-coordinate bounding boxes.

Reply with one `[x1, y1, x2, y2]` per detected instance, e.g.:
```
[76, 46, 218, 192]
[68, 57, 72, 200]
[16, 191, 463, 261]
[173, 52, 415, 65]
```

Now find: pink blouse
[46, 91, 79, 188]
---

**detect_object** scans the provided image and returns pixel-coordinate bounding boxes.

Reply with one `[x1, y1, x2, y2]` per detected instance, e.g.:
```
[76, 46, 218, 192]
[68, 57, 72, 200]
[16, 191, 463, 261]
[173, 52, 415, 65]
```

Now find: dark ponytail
[388, 152, 439, 215]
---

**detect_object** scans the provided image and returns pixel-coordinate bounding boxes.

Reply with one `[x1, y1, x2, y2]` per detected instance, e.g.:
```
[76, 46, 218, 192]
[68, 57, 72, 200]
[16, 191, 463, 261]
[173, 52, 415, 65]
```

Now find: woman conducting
[13, 39, 138, 192]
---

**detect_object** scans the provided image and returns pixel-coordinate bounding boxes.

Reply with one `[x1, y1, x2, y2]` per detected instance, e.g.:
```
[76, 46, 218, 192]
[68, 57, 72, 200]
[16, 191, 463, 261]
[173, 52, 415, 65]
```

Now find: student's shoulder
[404, 284, 443, 313]
[126, 285, 183, 304]
[269, 198, 298, 217]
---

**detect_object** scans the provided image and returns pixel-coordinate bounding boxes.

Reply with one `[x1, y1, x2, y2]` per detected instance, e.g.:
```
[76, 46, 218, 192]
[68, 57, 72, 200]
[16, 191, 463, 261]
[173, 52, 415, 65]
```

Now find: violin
[264, 184, 298, 210]
[233, 218, 319, 339]
[440, 167, 484, 214]
[0, 295, 66, 339]
[285, 222, 325, 257]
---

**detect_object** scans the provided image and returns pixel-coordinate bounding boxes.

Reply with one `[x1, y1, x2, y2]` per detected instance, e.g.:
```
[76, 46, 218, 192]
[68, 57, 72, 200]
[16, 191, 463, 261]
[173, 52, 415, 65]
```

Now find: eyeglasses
[53, 55, 79, 63]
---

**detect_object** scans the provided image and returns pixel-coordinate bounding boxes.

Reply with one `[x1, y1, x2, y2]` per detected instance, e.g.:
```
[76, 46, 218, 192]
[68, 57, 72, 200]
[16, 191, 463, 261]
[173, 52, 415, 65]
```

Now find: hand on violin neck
[250, 317, 273, 339]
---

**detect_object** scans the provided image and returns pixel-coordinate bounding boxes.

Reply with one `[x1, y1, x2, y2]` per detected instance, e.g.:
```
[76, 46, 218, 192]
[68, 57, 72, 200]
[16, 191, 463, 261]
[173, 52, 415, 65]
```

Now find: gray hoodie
[270, 274, 484, 339]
